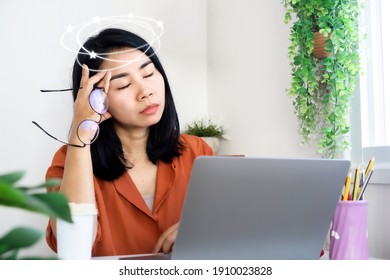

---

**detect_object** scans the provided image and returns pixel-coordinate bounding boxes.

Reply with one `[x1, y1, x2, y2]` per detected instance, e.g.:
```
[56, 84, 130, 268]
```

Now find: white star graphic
[89, 51, 97, 59]
[157, 21, 163, 28]
[93, 16, 101, 23]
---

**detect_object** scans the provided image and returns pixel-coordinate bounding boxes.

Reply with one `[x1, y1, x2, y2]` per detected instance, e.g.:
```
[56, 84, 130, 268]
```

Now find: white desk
[92, 253, 171, 260]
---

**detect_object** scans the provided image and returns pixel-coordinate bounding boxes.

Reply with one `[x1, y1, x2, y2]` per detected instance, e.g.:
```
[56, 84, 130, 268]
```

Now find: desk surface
[92, 253, 171, 260]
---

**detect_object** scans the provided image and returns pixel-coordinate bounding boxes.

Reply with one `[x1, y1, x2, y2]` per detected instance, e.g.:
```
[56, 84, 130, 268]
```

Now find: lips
[140, 104, 159, 114]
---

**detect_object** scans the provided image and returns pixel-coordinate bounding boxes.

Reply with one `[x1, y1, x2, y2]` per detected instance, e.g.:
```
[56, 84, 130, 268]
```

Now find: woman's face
[99, 48, 165, 130]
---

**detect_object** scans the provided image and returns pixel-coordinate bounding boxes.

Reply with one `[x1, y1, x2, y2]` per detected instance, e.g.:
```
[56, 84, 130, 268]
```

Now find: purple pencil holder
[329, 200, 368, 260]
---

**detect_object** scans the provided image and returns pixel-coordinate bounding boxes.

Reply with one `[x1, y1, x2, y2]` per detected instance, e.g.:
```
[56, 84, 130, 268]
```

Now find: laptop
[119, 156, 350, 260]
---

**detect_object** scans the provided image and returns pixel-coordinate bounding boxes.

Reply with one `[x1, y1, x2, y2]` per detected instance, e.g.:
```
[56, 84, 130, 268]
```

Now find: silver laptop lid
[172, 156, 350, 260]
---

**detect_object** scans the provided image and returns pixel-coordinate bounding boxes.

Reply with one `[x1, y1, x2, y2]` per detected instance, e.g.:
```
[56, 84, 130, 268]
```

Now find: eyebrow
[110, 60, 153, 81]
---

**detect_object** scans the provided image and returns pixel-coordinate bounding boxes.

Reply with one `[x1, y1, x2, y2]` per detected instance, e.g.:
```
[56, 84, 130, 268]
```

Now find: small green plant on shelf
[184, 118, 225, 139]
[0, 171, 71, 259]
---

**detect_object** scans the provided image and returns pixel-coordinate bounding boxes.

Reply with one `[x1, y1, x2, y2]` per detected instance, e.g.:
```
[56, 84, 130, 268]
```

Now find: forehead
[99, 47, 151, 72]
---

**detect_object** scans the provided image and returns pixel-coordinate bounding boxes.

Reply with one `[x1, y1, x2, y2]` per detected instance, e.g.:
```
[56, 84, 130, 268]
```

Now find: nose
[135, 80, 153, 101]
[137, 90, 153, 101]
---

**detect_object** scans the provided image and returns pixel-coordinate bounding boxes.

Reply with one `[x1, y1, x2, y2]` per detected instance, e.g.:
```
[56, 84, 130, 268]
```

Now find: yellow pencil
[352, 165, 360, 201]
[365, 157, 375, 178]
[343, 171, 351, 201]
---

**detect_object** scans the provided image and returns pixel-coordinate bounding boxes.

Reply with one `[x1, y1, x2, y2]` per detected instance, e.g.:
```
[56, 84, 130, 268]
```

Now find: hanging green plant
[283, 0, 363, 158]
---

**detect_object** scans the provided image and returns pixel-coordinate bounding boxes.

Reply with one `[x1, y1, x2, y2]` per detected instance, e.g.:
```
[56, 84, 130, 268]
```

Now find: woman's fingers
[75, 66, 113, 124]
[79, 64, 89, 90]
[102, 71, 111, 93]
[153, 223, 180, 253]
[79, 65, 107, 93]
[87, 71, 108, 90]
[94, 71, 112, 123]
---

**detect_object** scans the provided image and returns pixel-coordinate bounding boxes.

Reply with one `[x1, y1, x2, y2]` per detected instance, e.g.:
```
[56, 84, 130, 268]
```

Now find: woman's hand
[70, 65, 112, 145]
[153, 223, 180, 253]
[74, 65, 112, 123]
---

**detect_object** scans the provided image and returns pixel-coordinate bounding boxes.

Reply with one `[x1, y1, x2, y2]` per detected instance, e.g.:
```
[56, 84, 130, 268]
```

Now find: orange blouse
[45, 134, 214, 257]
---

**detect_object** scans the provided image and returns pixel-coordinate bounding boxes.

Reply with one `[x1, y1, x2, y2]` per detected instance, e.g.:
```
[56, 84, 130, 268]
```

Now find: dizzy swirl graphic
[60, 13, 164, 71]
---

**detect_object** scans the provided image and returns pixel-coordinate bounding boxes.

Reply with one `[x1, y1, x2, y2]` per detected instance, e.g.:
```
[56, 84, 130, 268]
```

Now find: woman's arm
[49, 66, 111, 240]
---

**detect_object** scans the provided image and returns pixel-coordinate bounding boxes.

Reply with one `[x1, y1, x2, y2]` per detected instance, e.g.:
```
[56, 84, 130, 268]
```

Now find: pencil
[352, 166, 360, 201]
[343, 171, 351, 201]
[358, 170, 374, 200]
[364, 157, 375, 178]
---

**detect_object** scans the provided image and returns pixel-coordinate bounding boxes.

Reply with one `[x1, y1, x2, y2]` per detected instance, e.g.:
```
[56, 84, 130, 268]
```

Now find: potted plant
[283, 0, 362, 158]
[0, 171, 71, 259]
[184, 118, 225, 154]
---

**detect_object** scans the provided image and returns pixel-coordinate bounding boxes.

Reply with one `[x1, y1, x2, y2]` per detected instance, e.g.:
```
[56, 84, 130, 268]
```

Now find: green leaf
[0, 249, 18, 260]
[45, 178, 61, 188]
[185, 118, 224, 138]
[0, 169, 71, 259]
[0, 182, 71, 222]
[0, 171, 25, 184]
[283, 0, 362, 158]
[0, 227, 42, 257]
[16, 193, 71, 222]
[19, 178, 61, 192]
[32, 193, 72, 222]
[0, 182, 28, 207]
[321, 126, 332, 133]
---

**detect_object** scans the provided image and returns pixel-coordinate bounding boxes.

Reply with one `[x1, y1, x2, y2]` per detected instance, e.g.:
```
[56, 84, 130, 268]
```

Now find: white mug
[56, 203, 98, 260]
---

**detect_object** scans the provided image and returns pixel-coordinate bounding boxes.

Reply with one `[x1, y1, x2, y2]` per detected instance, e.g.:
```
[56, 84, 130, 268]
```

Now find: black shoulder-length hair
[71, 28, 184, 181]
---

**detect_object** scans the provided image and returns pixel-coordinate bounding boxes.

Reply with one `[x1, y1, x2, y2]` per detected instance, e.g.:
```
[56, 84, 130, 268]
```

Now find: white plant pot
[201, 137, 220, 154]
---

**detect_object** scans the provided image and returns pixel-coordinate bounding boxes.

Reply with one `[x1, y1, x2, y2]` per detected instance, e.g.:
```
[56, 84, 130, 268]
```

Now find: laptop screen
[171, 156, 350, 260]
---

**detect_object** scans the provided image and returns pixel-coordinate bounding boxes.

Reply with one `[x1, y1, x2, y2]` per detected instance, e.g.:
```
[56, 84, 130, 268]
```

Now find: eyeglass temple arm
[31, 121, 85, 148]
[40, 87, 83, 93]
[40, 89, 73, 92]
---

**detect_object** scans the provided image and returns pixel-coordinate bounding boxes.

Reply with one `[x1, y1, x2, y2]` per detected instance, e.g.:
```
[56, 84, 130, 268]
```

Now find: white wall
[207, 0, 316, 157]
[365, 183, 390, 259]
[0, 0, 207, 257]
[207, 0, 390, 260]
[1, 0, 388, 259]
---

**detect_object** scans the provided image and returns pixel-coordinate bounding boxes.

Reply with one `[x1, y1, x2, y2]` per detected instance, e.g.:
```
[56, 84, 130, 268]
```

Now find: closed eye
[118, 83, 131, 90]
[144, 72, 154, 79]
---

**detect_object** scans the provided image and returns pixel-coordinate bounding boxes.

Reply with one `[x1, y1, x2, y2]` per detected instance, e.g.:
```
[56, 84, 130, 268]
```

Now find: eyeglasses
[32, 87, 108, 148]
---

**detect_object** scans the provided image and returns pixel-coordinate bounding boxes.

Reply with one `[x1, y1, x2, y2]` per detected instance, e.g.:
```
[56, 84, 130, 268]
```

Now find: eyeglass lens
[33, 87, 109, 147]
[76, 88, 108, 145]
[89, 88, 108, 114]
[77, 120, 100, 145]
